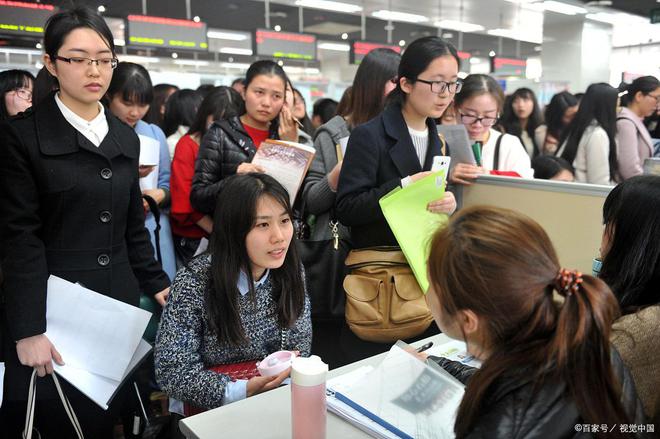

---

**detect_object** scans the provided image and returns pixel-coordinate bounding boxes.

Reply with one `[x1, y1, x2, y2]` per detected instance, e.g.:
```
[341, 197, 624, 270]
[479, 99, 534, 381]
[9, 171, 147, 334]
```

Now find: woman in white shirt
[557, 83, 618, 185]
[450, 74, 533, 184]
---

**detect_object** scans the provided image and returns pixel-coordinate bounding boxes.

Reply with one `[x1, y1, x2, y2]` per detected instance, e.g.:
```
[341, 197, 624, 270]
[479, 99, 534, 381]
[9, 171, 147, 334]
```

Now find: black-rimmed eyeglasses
[458, 111, 499, 127]
[55, 55, 118, 70]
[416, 78, 463, 94]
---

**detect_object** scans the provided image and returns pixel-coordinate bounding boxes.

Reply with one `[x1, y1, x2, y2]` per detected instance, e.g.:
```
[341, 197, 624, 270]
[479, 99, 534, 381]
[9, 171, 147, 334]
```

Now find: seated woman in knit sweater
[155, 173, 312, 410]
[598, 175, 660, 424]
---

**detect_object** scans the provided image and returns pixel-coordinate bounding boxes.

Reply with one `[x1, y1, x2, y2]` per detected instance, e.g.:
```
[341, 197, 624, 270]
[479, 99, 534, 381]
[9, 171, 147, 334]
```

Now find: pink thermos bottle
[291, 355, 328, 439]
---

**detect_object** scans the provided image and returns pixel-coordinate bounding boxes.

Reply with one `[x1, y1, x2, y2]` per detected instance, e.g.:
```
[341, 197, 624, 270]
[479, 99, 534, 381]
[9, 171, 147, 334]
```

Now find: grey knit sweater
[155, 255, 312, 409]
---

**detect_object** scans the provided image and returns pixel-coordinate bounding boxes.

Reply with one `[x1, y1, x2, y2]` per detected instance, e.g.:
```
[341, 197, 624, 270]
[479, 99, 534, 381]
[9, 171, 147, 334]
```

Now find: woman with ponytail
[425, 206, 646, 438]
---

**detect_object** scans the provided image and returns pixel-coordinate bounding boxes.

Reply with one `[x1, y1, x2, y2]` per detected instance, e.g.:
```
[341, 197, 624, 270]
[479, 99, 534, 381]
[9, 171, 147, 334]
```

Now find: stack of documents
[379, 171, 448, 293]
[327, 340, 476, 439]
[46, 276, 153, 409]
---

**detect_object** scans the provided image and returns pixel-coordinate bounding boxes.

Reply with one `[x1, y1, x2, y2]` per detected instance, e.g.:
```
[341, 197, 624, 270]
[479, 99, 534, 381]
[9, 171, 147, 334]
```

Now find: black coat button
[100, 168, 112, 180]
[99, 211, 112, 223]
[97, 254, 110, 266]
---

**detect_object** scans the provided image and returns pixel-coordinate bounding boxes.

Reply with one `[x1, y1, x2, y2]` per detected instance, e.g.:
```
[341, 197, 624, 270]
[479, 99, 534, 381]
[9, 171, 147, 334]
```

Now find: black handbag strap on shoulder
[493, 133, 504, 171]
[142, 194, 161, 263]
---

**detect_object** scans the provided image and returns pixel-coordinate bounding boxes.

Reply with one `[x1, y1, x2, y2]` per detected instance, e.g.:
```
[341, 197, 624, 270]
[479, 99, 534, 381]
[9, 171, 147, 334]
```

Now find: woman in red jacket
[170, 86, 244, 266]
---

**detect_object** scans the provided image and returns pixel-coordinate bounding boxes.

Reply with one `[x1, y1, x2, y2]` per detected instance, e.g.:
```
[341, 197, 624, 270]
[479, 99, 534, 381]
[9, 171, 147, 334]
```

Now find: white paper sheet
[138, 134, 160, 191]
[55, 339, 152, 410]
[45, 276, 151, 381]
[339, 136, 349, 157]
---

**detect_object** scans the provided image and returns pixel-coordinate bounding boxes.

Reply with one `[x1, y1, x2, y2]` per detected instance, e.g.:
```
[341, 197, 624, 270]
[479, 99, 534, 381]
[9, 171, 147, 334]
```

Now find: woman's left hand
[154, 287, 170, 307]
[427, 191, 456, 215]
[142, 188, 166, 211]
[278, 105, 298, 142]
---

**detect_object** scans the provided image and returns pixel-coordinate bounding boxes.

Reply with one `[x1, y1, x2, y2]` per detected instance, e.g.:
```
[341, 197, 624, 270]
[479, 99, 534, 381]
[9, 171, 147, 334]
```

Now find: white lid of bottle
[291, 355, 328, 387]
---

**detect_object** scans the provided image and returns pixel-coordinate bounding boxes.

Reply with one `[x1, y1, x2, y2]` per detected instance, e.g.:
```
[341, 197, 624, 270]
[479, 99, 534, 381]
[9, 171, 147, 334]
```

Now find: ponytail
[547, 272, 630, 434]
[427, 207, 634, 439]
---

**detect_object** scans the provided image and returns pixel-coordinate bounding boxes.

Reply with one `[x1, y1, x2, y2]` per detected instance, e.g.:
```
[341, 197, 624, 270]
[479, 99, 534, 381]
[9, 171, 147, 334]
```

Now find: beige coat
[611, 305, 660, 424]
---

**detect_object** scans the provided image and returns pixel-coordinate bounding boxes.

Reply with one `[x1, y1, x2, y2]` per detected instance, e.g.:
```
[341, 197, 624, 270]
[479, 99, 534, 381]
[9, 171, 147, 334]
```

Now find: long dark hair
[43, 6, 115, 89]
[162, 89, 203, 137]
[0, 69, 34, 120]
[189, 86, 244, 138]
[428, 206, 629, 438]
[106, 62, 153, 106]
[500, 88, 543, 157]
[531, 155, 574, 180]
[143, 83, 178, 127]
[545, 91, 578, 141]
[558, 83, 618, 181]
[207, 173, 305, 346]
[32, 67, 59, 108]
[242, 60, 289, 139]
[619, 75, 660, 107]
[348, 48, 400, 127]
[600, 176, 660, 312]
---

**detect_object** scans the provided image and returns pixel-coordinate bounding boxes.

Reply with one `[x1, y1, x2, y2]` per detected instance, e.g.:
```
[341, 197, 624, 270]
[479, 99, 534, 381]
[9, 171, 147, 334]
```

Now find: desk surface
[180, 333, 450, 439]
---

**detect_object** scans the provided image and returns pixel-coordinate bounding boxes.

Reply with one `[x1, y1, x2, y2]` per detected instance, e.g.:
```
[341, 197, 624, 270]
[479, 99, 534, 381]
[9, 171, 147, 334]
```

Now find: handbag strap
[24, 369, 85, 439]
[493, 133, 504, 171]
[142, 194, 162, 263]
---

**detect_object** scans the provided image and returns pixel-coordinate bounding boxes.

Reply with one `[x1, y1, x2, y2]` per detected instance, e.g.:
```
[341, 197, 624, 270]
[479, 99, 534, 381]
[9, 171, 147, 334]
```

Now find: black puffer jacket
[190, 117, 257, 214]
[432, 349, 649, 438]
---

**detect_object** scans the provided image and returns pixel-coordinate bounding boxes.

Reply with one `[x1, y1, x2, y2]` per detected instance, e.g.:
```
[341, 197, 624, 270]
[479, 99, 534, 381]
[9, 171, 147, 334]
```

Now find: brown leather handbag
[343, 246, 434, 343]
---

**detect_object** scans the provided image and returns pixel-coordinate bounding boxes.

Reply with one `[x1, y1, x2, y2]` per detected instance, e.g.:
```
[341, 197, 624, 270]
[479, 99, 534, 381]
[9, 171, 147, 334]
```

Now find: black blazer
[336, 104, 445, 248]
[0, 93, 170, 399]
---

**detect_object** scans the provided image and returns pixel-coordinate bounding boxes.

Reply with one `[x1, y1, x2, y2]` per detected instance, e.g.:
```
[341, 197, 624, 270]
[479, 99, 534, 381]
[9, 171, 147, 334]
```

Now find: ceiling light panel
[294, 0, 362, 13]
[434, 20, 485, 33]
[371, 10, 429, 23]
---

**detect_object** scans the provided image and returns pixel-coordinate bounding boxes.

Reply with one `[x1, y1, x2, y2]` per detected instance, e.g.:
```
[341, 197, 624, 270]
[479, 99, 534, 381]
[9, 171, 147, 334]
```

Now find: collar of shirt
[237, 269, 270, 296]
[55, 93, 109, 147]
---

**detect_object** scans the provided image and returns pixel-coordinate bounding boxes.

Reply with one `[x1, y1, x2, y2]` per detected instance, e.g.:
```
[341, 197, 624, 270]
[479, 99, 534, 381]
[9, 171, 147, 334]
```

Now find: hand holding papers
[251, 139, 315, 204]
[138, 134, 160, 191]
[46, 276, 152, 409]
[379, 170, 449, 292]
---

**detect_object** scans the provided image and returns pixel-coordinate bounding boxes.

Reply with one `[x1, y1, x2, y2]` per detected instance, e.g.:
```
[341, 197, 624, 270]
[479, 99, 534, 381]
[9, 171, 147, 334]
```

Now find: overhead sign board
[127, 15, 208, 51]
[492, 57, 527, 77]
[255, 29, 316, 60]
[0, 0, 56, 37]
[349, 41, 401, 65]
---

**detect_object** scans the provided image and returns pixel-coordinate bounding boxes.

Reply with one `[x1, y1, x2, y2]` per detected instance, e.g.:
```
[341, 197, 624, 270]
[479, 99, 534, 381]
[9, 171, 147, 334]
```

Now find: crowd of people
[0, 5, 659, 439]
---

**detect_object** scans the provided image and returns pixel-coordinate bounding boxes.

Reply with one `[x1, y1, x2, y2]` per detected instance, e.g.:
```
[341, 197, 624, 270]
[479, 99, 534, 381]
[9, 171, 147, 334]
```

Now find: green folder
[379, 171, 449, 293]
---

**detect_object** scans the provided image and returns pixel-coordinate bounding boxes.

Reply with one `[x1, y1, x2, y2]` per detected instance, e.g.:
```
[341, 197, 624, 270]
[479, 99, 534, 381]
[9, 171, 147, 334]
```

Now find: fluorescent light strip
[283, 66, 322, 74]
[371, 10, 428, 23]
[0, 48, 42, 55]
[487, 28, 542, 44]
[220, 62, 251, 69]
[294, 0, 362, 13]
[119, 55, 160, 63]
[219, 48, 253, 55]
[207, 30, 249, 41]
[114, 38, 126, 46]
[434, 20, 484, 33]
[173, 60, 210, 66]
[318, 42, 350, 51]
[541, 1, 587, 15]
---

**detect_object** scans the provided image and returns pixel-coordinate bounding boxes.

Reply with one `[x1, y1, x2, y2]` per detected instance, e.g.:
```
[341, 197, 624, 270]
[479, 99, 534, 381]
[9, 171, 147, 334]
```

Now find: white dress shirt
[55, 93, 109, 147]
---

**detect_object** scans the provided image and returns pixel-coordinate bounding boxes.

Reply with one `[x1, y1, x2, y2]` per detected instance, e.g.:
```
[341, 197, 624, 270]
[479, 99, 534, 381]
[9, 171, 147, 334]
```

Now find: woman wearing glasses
[336, 36, 458, 360]
[450, 74, 534, 184]
[616, 76, 660, 180]
[0, 69, 35, 120]
[0, 7, 169, 437]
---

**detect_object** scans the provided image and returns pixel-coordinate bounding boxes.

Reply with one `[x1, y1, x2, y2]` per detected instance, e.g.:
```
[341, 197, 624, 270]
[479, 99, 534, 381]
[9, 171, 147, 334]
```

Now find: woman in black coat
[0, 8, 169, 438]
[336, 36, 459, 248]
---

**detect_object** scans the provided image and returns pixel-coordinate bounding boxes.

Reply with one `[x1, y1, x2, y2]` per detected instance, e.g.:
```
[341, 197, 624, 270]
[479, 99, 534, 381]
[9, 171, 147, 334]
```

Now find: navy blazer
[336, 104, 445, 248]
